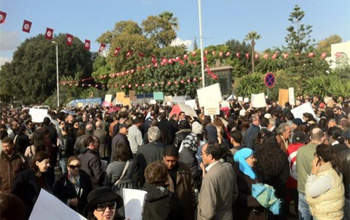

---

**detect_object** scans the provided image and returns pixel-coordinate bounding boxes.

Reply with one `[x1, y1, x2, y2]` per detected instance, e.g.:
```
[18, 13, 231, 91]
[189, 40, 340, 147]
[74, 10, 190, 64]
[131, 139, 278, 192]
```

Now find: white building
[327, 41, 350, 69]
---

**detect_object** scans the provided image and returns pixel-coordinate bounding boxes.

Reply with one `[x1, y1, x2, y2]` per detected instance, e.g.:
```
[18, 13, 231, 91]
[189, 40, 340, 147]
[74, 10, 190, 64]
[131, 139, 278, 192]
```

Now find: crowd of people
[0, 94, 349, 220]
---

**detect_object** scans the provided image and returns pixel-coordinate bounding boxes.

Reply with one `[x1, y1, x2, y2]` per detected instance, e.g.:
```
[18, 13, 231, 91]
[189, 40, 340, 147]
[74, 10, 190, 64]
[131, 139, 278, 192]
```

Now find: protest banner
[121, 98, 131, 106]
[29, 108, 49, 123]
[123, 188, 148, 220]
[153, 92, 164, 100]
[164, 95, 173, 103]
[29, 189, 86, 220]
[116, 92, 125, 103]
[291, 102, 319, 122]
[251, 93, 266, 108]
[278, 89, 289, 107]
[185, 99, 197, 110]
[197, 83, 222, 108]
[288, 87, 295, 106]
[169, 103, 198, 117]
[129, 90, 137, 101]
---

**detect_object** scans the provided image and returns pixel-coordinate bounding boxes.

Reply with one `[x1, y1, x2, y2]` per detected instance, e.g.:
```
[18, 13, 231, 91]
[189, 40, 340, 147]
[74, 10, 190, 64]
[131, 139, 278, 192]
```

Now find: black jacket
[141, 183, 182, 220]
[53, 169, 92, 214]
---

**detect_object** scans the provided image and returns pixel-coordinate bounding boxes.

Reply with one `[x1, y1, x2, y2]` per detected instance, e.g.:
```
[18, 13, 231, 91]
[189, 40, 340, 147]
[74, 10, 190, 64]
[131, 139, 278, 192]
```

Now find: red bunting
[114, 47, 120, 56]
[219, 51, 223, 57]
[139, 52, 144, 58]
[245, 53, 249, 59]
[263, 53, 269, 59]
[335, 52, 342, 58]
[192, 51, 196, 56]
[126, 50, 133, 58]
[151, 55, 157, 63]
[283, 53, 289, 59]
[212, 51, 216, 56]
[205, 50, 208, 55]
[320, 52, 327, 59]
[271, 53, 277, 60]
[236, 53, 241, 58]
[183, 54, 188, 60]
[307, 52, 315, 58]
[22, 20, 32, 33]
[254, 53, 259, 60]
[45, 28, 54, 40]
[225, 52, 230, 57]
[98, 43, 106, 53]
[84, 40, 91, 50]
[0, 11, 7, 24]
[66, 34, 73, 46]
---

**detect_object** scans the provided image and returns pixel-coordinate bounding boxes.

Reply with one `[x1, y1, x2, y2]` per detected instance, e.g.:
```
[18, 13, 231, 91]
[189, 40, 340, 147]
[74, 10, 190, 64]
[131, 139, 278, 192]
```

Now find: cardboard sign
[204, 102, 220, 116]
[251, 93, 266, 108]
[185, 99, 197, 110]
[244, 97, 249, 103]
[238, 97, 243, 102]
[129, 90, 137, 101]
[197, 83, 222, 108]
[153, 92, 164, 100]
[278, 89, 289, 107]
[116, 92, 125, 103]
[121, 98, 131, 106]
[29, 108, 49, 123]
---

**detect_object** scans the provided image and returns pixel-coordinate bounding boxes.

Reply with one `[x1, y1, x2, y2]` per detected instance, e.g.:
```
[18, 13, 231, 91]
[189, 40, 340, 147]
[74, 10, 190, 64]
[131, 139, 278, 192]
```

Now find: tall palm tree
[244, 31, 261, 73]
[159, 11, 179, 31]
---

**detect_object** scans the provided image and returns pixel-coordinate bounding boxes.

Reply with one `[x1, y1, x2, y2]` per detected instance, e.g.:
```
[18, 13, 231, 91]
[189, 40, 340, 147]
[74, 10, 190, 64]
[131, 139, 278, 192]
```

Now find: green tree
[234, 72, 265, 97]
[285, 5, 314, 53]
[244, 31, 261, 73]
[142, 11, 179, 47]
[316, 35, 342, 54]
[193, 37, 198, 50]
[0, 34, 93, 105]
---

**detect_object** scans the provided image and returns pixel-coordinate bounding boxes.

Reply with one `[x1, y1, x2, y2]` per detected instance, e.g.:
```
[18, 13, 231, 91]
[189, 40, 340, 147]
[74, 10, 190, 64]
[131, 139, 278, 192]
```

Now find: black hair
[204, 142, 222, 160]
[327, 127, 344, 144]
[230, 130, 242, 143]
[316, 144, 341, 175]
[163, 145, 179, 157]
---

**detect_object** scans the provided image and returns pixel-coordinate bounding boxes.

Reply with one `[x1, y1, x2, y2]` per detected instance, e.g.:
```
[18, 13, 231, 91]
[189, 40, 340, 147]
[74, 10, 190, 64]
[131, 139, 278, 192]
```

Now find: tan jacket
[165, 161, 196, 220]
[306, 162, 344, 220]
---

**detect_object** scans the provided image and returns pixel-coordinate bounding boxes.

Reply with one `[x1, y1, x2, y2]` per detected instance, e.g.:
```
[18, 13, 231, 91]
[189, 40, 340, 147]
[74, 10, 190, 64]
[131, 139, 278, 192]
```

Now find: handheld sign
[264, 72, 276, 89]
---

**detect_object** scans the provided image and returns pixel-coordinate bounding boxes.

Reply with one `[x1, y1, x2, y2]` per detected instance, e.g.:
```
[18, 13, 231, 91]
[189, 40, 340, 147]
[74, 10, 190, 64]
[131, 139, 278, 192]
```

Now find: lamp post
[198, 0, 205, 88]
[52, 41, 59, 108]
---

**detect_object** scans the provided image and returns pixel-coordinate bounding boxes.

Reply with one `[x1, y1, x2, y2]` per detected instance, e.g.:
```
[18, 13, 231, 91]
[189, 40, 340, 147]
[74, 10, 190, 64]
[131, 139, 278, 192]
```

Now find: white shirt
[205, 161, 219, 172]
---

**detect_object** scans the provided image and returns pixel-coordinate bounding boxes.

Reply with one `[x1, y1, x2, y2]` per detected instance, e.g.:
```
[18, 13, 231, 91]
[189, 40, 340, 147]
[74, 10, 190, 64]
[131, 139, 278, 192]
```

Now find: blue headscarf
[234, 148, 256, 180]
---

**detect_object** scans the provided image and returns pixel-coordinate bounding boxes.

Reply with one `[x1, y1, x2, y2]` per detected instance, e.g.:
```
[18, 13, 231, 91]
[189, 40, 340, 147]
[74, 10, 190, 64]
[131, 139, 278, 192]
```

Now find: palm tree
[244, 31, 261, 73]
[159, 11, 179, 31]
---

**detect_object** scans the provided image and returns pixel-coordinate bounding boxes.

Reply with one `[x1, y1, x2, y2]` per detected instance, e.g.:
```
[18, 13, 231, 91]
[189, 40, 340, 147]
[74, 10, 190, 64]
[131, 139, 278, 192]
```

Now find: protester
[53, 156, 92, 214]
[58, 126, 75, 174]
[0, 193, 26, 220]
[163, 145, 196, 220]
[305, 144, 345, 219]
[84, 186, 125, 220]
[111, 124, 130, 162]
[12, 151, 53, 219]
[173, 120, 191, 149]
[233, 148, 265, 220]
[94, 120, 111, 162]
[0, 137, 28, 193]
[141, 161, 182, 220]
[197, 142, 238, 220]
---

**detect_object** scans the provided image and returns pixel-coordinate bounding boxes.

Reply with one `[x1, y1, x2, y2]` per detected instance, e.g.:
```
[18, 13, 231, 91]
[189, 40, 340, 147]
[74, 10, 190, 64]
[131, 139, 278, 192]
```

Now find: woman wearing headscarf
[233, 148, 265, 220]
[305, 144, 344, 220]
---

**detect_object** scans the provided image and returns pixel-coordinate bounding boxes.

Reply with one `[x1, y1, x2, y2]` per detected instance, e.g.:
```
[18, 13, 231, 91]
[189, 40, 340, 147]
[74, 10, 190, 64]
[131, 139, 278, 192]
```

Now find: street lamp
[52, 41, 59, 108]
[197, 0, 205, 88]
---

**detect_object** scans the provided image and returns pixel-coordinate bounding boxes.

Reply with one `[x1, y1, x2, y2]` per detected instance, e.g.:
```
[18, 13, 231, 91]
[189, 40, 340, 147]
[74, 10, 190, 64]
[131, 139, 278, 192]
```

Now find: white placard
[172, 96, 186, 103]
[29, 189, 86, 220]
[220, 101, 230, 108]
[288, 87, 295, 106]
[185, 99, 197, 110]
[244, 97, 249, 103]
[204, 102, 220, 116]
[238, 97, 243, 102]
[123, 188, 148, 220]
[251, 93, 266, 108]
[149, 99, 156, 104]
[105, 94, 113, 103]
[29, 108, 49, 123]
[164, 95, 173, 103]
[291, 102, 319, 122]
[197, 83, 222, 107]
[177, 103, 198, 117]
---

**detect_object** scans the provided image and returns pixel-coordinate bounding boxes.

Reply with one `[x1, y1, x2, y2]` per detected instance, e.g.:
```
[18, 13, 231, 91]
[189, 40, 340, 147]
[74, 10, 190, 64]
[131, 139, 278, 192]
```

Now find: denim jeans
[298, 192, 312, 220]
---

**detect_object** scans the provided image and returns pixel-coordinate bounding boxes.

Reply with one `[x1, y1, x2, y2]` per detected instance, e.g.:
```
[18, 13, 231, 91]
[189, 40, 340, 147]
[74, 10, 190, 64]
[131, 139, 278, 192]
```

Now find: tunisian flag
[98, 43, 106, 53]
[84, 40, 91, 50]
[66, 34, 73, 46]
[113, 47, 120, 56]
[0, 11, 7, 23]
[22, 20, 32, 33]
[45, 28, 54, 40]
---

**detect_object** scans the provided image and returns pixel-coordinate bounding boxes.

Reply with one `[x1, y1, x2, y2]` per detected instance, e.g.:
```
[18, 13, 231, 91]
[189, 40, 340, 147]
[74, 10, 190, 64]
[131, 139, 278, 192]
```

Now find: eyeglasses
[96, 202, 116, 212]
[68, 164, 81, 169]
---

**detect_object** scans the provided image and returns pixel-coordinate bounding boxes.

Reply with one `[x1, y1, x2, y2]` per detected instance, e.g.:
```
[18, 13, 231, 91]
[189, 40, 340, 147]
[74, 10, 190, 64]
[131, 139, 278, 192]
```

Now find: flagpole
[52, 41, 60, 108]
[198, 0, 205, 88]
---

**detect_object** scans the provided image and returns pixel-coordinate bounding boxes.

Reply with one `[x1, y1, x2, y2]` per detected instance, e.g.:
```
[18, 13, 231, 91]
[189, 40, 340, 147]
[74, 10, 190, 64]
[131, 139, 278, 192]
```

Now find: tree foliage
[316, 35, 342, 54]
[0, 34, 93, 105]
